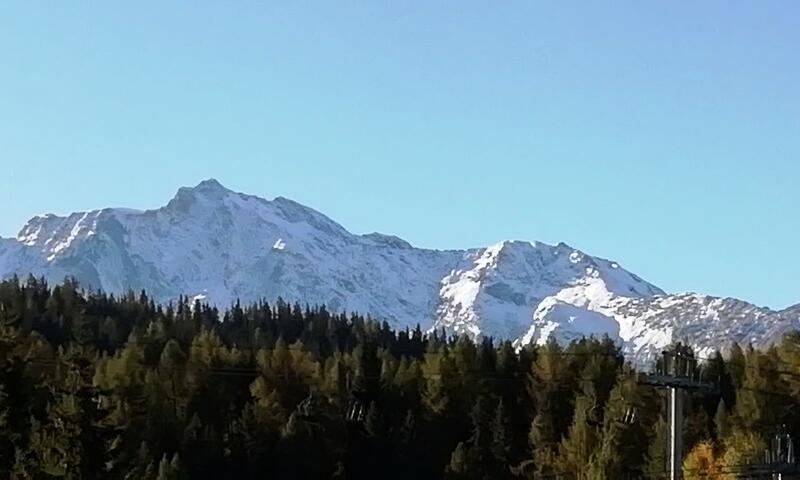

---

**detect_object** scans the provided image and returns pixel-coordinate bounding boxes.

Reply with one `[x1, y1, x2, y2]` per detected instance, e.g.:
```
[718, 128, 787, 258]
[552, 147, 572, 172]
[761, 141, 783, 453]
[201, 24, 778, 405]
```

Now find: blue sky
[1, 2, 798, 308]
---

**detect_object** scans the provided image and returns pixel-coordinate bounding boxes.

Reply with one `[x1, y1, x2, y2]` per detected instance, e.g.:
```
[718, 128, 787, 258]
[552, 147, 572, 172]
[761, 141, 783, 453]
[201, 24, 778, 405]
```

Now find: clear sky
[1, 2, 798, 308]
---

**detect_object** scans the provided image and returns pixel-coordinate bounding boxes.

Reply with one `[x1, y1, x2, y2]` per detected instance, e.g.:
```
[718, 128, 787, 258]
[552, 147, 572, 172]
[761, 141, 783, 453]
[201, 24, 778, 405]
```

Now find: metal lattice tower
[638, 346, 718, 480]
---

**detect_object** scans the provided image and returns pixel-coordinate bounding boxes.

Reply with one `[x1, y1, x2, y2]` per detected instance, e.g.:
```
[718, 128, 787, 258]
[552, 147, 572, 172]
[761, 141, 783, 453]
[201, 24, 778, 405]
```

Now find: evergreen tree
[646, 415, 669, 478]
[1, 279, 799, 480]
[490, 399, 512, 466]
[714, 398, 730, 440]
[734, 348, 773, 431]
[587, 375, 649, 479]
[558, 392, 599, 479]
[525, 340, 572, 477]
[445, 442, 472, 479]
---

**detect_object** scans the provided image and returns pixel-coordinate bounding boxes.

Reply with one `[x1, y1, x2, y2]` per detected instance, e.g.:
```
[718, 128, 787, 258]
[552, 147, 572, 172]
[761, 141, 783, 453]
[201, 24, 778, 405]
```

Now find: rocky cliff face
[2, 179, 796, 364]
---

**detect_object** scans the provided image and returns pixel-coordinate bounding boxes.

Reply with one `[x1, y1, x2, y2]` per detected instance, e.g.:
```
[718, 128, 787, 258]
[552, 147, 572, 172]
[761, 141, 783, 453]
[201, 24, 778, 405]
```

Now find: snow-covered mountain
[1, 179, 797, 364]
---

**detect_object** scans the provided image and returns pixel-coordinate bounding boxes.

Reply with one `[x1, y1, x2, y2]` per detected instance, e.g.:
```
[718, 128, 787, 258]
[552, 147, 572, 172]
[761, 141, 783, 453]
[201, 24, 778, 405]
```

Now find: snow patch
[47, 212, 91, 261]
[272, 238, 286, 250]
[1, 179, 793, 366]
[17, 224, 42, 246]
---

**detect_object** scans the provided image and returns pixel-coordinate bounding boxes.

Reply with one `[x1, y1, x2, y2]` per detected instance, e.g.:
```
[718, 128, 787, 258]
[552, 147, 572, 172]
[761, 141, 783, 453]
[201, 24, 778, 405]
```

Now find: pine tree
[587, 375, 649, 479]
[727, 343, 746, 389]
[421, 345, 457, 415]
[156, 454, 172, 480]
[734, 348, 773, 431]
[364, 401, 384, 438]
[525, 340, 572, 477]
[558, 392, 599, 479]
[646, 415, 669, 478]
[714, 398, 730, 440]
[490, 399, 512, 465]
[0, 384, 9, 465]
[397, 409, 418, 458]
[527, 412, 558, 478]
[4, 279, 800, 480]
[445, 442, 471, 479]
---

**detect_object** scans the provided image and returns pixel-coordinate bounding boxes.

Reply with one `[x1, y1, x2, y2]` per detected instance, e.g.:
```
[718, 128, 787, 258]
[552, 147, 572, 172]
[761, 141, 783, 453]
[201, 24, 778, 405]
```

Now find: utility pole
[639, 345, 717, 480]
[668, 387, 682, 479]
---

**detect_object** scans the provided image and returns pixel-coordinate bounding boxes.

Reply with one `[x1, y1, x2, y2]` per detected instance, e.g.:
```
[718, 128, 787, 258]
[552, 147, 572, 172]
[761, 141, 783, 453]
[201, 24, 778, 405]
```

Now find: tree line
[1, 276, 799, 479]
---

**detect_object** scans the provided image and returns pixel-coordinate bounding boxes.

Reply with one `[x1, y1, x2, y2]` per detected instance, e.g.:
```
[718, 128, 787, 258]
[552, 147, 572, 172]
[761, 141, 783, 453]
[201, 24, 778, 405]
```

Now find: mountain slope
[1, 179, 797, 364]
[433, 240, 662, 341]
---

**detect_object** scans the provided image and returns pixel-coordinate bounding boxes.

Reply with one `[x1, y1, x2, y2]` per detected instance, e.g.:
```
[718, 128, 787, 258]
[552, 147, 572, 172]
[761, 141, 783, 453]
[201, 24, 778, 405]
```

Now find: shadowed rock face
[1, 179, 796, 366]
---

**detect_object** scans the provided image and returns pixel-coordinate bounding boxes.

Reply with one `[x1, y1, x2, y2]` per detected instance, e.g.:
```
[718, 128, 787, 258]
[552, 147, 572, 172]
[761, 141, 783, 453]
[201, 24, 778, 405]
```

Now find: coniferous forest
[3, 276, 800, 479]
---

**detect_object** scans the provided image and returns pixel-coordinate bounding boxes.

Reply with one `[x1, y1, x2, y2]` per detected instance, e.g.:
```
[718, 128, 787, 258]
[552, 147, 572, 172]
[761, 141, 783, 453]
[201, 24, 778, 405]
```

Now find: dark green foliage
[1, 277, 799, 479]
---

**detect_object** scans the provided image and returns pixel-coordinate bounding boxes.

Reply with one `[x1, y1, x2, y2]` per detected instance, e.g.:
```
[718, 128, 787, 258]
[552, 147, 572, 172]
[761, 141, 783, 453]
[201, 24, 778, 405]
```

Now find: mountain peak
[1, 180, 795, 365]
[194, 178, 228, 192]
[167, 179, 233, 212]
[180, 178, 232, 197]
[182, 178, 232, 198]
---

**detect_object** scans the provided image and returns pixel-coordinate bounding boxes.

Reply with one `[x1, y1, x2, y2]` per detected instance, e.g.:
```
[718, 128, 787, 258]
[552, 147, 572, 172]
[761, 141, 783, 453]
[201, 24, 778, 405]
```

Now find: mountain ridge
[1, 179, 797, 364]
